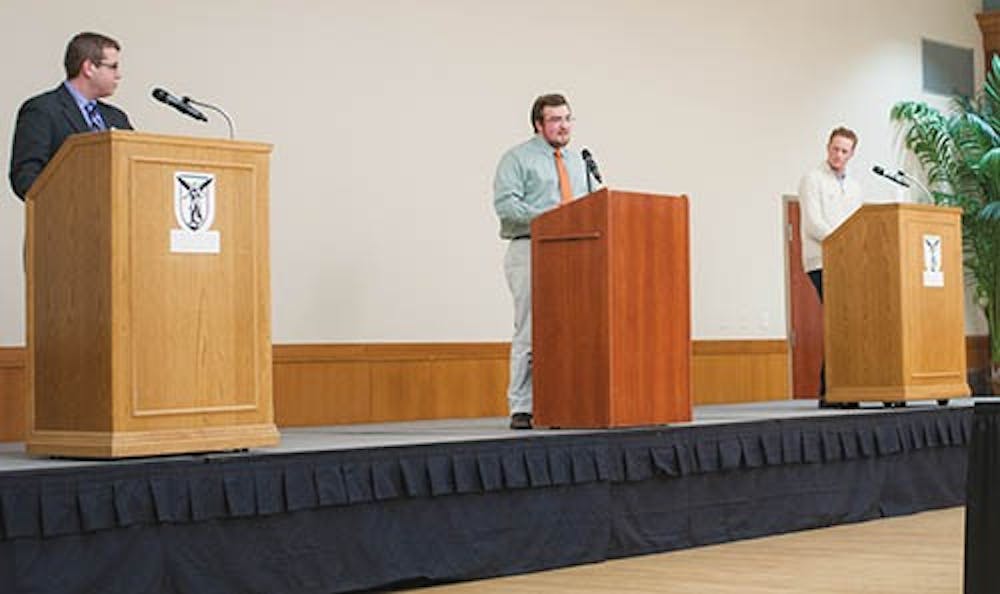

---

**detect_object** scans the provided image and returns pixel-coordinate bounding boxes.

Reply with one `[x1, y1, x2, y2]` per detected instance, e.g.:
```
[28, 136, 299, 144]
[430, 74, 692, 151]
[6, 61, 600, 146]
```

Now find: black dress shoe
[510, 413, 533, 430]
[818, 399, 860, 410]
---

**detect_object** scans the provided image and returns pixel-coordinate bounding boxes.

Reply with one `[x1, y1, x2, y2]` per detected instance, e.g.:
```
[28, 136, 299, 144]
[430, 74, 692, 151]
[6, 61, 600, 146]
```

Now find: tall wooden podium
[531, 188, 691, 428]
[823, 203, 970, 403]
[25, 131, 279, 457]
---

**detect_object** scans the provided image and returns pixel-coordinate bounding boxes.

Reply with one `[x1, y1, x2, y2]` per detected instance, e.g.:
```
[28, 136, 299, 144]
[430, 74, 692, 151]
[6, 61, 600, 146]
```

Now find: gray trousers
[503, 238, 532, 415]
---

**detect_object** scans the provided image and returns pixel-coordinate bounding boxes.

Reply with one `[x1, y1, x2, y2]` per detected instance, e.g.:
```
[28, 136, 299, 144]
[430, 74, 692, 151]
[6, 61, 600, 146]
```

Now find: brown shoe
[509, 413, 533, 430]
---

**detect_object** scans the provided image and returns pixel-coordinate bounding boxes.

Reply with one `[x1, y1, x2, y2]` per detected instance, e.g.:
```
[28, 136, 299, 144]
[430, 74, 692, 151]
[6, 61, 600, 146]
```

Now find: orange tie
[554, 150, 573, 204]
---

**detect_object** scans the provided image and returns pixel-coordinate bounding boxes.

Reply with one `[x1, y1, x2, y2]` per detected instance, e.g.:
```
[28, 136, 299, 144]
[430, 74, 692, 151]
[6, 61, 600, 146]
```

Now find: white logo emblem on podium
[170, 171, 220, 254]
[922, 234, 943, 287]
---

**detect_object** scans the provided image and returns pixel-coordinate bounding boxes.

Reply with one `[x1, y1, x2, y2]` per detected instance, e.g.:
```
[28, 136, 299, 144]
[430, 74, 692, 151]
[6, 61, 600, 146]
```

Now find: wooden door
[785, 199, 823, 398]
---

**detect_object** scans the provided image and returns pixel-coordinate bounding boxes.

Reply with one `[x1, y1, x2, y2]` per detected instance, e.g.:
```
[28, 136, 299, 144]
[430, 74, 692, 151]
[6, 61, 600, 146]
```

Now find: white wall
[0, 0, 987, 345]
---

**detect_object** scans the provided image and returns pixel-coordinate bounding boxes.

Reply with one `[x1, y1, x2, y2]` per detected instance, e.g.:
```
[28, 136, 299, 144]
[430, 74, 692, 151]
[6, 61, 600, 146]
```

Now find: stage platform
[0, 400, 975, 593]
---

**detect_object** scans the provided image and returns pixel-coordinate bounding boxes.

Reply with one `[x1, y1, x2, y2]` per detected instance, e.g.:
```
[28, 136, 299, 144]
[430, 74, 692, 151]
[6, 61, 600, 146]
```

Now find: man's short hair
[828, 126, 858, 149]
[531, 93, 569, 131]
[64, 32, 120, 79]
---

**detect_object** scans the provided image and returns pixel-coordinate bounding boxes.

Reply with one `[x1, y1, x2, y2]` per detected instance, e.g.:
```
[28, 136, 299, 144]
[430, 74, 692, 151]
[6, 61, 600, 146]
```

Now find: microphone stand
[585, 162, 593, 194]
[896, 170, 935, 204]
[184, 97, 236, 140]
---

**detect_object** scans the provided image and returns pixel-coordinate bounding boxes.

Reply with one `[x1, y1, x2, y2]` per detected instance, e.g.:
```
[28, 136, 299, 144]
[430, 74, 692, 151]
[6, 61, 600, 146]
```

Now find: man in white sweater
[798, 126, 863, 407]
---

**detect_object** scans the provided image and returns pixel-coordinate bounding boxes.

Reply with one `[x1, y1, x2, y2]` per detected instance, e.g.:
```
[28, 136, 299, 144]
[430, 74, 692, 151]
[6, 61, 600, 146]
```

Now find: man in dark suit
[9, 31, 133, 200]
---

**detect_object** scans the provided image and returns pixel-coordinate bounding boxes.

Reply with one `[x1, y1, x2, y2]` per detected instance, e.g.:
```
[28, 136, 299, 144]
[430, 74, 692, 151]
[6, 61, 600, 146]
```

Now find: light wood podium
[823, 203, 970, 404]
[25, 131, 279, 457]
[531, 188, 691, 428]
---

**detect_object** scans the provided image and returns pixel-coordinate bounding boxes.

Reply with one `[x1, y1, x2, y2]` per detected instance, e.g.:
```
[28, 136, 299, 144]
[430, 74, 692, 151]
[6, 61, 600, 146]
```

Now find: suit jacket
[8, 84, 133, 200]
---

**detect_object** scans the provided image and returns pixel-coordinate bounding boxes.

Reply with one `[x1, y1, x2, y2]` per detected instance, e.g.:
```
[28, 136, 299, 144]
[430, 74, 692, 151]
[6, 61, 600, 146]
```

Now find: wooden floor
[402, 507, 964, 594]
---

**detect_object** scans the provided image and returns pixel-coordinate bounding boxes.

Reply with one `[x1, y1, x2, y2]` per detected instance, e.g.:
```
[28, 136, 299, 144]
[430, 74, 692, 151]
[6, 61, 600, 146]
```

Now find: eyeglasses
[96, 61, 120, 71]
[543, 115, 574, 125]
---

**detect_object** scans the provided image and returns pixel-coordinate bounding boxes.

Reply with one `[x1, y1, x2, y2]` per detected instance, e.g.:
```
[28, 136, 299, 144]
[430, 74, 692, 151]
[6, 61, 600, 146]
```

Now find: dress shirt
[493, 135, 590, 239]
[62, 81, 99, 129]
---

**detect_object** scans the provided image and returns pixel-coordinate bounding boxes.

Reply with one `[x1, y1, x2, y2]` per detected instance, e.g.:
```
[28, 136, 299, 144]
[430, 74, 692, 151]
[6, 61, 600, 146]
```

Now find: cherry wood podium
[25, 131, 279, 457]
[823, 203, 970, 404]
[531, 188, 691, 428]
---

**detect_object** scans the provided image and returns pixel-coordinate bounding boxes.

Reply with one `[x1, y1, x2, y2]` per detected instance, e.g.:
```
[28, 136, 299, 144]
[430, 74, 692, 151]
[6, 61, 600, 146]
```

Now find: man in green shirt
[493, 93, 589, 429]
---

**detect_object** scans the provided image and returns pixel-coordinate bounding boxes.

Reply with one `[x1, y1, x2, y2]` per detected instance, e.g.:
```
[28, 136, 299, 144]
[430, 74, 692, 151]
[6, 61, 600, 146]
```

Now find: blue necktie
[86, 102, 106, 131]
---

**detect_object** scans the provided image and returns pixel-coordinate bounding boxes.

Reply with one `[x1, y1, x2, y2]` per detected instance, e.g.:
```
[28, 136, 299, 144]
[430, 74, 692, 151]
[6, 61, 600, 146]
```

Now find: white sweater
[798, 161, 863, 272]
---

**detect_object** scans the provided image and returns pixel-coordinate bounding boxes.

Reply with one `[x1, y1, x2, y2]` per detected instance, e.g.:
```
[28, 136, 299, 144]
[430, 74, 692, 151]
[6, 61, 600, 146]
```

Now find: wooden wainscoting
[273, 343, 510, 426]
[692, 340, 790, 404]
[274, 340, 790, 426]
[968, 335, 991, 370]
[967, 335, 992, 394]
[0, 348, 26, 442]
[0, 337, 989, 439]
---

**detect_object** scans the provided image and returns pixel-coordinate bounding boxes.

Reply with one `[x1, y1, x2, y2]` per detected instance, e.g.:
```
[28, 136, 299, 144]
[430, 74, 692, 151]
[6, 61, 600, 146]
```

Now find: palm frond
[982, 201, 1000, 221]
[892, 88, 1000, 362]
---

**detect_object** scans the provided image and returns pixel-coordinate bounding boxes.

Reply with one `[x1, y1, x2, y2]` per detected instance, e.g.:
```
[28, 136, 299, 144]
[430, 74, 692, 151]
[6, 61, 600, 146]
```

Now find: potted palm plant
[891, 55, 1000, 395]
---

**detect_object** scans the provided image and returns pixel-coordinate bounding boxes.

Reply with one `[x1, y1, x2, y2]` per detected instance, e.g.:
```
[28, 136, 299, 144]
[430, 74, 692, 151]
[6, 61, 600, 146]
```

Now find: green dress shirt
[493, 135, 590, 239]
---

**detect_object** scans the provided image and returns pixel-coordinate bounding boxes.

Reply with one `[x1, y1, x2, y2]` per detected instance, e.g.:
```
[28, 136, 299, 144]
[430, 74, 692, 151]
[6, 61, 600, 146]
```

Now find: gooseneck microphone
[151, 87, 208, 122]
[183, 96, 237, 139]
[872, 165, 909, 188]
[896, 169, 935, 202]
[581, 147, 603, 192]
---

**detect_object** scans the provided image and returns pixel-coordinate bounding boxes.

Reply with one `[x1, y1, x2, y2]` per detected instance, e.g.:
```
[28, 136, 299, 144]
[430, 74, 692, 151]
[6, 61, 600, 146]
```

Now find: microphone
[581, 148, 603, 184]
[151, 87, 208, 122]
[872, 165, 909, 188]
